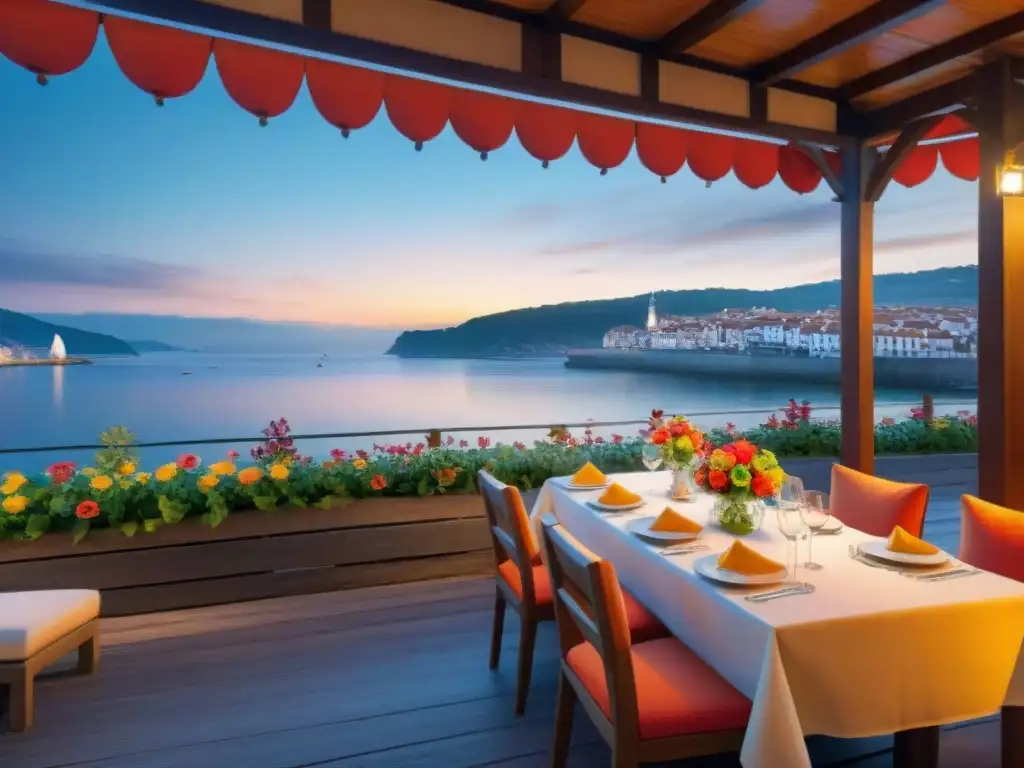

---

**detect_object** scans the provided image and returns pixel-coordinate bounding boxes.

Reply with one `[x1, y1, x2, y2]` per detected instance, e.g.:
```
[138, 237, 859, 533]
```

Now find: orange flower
[650, 428, 671, 445]
[237, 467, 264, 486]
[75, 500, 100, 520]
[693, 465, 707, 488]
[751, 473, 774, 498]
[708, 469, 729, 491]
[370, 474, 387, 491]
[433, 467, 459, 487]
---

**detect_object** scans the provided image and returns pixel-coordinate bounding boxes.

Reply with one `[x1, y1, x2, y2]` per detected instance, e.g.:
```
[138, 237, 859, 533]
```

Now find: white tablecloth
[529, 471, 1024, 768]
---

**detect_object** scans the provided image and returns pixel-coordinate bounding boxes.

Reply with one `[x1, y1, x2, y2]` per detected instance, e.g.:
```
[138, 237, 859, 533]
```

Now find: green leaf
[120, 521, 138, 538]
[253, 496, 277, 511]
[49, 495, 68, 516]
[71, 519, 90, 545]
[286, 495, 308, 509]
[158, 495, 186, 524]
[143, 518, 162, 534]
[24, 514, 51, 541]
[416, 476, 433, 497]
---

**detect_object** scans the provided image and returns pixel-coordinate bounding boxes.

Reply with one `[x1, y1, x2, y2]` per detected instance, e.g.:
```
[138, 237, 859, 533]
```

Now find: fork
[744, 583, 815, 602]
[848, 545, 980, 580]
[658, 543, 709, 556]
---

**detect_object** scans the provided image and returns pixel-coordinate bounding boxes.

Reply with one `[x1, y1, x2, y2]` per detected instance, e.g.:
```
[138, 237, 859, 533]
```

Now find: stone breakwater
[565, 348, 977, 392]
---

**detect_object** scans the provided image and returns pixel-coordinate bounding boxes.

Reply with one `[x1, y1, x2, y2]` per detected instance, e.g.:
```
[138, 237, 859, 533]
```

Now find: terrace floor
[0, 571, 1001, 767]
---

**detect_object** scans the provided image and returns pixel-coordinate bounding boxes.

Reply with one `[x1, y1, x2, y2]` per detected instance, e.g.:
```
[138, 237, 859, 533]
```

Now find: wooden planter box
[0, 494, 495, 617]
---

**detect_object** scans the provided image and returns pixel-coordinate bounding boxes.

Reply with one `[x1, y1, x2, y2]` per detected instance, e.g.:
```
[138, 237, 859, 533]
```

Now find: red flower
[47, 461, 76, 484]
[650, 428, 671, 446]
[330, 448, 346, 461]
[651, 409, 664, 420]
[611, 433, 623, 444]
[766, 414, 780, 429]
[669, 423, 684, 437]
[227, 450, 240, 460]
[708, 469, 729, 491]
[477, 436, 491, 449]
[732, 440, 756, 466]
[176, 453, 200, 471]
[370, 474, 387, 491]
[459, 440, 469, 449]
[751, 473, 774, 498]
[75, 500, 100, 520]
[694, 465, 708, 487]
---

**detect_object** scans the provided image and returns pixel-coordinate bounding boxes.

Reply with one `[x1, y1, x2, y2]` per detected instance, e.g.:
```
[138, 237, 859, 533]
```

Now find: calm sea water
[0, 352, 975, 473]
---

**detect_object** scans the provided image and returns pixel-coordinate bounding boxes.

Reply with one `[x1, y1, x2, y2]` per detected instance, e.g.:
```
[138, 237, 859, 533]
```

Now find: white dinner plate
[693, 553, 788, 586]
[625, 516, 700, 542]
[857, 540, 948, 566]
[586, 499, 645, 513]
[566, 479, 609, 490]
[816, 519, 844, 535]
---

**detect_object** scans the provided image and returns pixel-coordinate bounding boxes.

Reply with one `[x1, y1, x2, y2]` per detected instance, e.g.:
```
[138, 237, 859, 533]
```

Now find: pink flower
[459, 440, 469, 449]
[176, 453, 200, 471]
[446, 435, 454, 446]
[227, 450, 240, 461]
[478, 436, 491, 449]
[356, 449, 369, 459]
[46, 461, 76, 484]
[513, 440, 527, 450]
[611, 434, 624, 444]
[330, 448, 346, 461]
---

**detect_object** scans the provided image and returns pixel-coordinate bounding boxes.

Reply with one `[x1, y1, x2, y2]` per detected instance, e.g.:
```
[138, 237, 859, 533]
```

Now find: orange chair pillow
[829, 464, 929, 538]
[960, 495, 1024, 583]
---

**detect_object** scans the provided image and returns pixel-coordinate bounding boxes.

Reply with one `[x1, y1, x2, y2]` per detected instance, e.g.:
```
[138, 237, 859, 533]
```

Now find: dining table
[528, 469, 1024, 768]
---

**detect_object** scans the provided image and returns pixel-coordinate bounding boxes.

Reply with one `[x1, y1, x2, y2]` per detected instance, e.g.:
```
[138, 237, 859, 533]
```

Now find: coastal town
[602, 294, 978, 359]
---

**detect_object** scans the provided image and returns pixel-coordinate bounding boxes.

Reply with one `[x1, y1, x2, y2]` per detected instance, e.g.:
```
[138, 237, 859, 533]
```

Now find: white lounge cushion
[0, 590, 100, 661]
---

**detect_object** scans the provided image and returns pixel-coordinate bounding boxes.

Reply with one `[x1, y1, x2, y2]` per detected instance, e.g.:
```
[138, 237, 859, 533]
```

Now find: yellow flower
[766, 467, 786, 486]
[90, 475, 114, 491]
[119, 479, 133, 489]
[210, 461, 236, 476]
[198, 473, 220, 492]
[117, 461, 136, 475]
[154, 463, 178, 483]
[673, 435, 693, 454]
[1, 472, 27, 495]
[269, 464, 290, 481]
[135, 472, 151, 485]
[81, 467, 97, 477]
[238, 467, 264, 486]
[352, 458, 368, 470]
[3, 495, 29, 514]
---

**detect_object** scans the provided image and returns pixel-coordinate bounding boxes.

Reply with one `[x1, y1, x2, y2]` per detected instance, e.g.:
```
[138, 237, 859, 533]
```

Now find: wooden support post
[426, 430, 442, 449]
[840, 141, 876, 475]
[922, 394, 934, 424]
[976, 61, 1024, 509]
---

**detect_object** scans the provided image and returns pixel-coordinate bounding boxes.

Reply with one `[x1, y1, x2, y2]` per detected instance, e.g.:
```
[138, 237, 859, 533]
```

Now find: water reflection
[52, 365, 64, 410]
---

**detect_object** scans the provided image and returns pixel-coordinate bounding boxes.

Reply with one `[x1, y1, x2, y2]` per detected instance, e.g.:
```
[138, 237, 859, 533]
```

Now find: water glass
[801, 491, 830, 570]
[775, 503, 807, 580]
[778, 476, 806, 509]
[641, 444, 663, 472]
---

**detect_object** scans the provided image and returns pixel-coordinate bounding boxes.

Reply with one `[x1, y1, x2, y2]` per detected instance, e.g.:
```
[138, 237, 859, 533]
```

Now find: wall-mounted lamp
[999, 149, 1024, 196]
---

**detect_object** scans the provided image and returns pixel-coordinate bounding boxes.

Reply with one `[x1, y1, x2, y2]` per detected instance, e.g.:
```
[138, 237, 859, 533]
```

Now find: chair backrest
[540, 514, 639, 739]
[960, 495, 1024, 582]
[478, 470, 540, 599]
[829, 464, 930, 537]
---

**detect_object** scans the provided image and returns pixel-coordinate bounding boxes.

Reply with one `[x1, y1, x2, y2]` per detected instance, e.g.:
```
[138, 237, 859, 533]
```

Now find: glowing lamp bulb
[1000, 165, 1024, 196]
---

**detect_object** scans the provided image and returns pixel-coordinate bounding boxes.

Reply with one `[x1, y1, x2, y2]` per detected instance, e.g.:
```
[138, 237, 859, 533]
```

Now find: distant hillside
[0, 309, 138, 356]
[388, 266, 978, 358]
[127, 340, 185, 353]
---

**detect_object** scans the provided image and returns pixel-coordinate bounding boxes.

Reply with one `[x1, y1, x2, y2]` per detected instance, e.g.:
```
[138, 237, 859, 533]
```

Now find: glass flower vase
[669, 459, 699, 501]
[711, 496, 766, 536]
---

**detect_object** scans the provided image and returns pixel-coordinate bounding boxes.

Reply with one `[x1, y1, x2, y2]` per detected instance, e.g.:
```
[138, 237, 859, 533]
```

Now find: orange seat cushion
[830, 464, 929, 538]
[960, 495, 1024, 583]
[567, 638, 750, 740]
[497, 563, 667, 642]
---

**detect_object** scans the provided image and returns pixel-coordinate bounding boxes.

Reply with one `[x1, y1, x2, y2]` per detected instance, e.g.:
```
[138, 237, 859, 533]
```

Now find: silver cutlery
[658, 543, 709, 556]
[906, 568, 981, 582]
[847, 545, 980, 581]
[745, 583, 815, 602]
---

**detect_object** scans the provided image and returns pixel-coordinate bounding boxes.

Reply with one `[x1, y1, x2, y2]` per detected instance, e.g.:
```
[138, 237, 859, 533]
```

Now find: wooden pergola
[4, 0, 1023, 507]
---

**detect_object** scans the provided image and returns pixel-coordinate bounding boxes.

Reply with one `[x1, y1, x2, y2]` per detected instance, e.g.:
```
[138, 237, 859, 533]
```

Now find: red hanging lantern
[687, 131, 735, 184]
[576, 112, 634, 175]
[384, 75, 450, 150]
[0, 0, 99, 84]
[926, 114, 975, 140]
[732, 139, 778, 189]
[778, 145, 823, 194]
[635, 122, 687, 182]
[306, 58, 384, 138]
[104, 16, 211, 106]
[213, 39, 304, 126]
[449, 89, 517, 160]
[515, 102, 576, 168]
[892, 144, 939, 188]
[940, 138, 980, 181]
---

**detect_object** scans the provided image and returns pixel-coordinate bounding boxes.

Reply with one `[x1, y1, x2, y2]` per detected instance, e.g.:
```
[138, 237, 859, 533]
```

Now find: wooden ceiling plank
[751, 0, 947, 86]
[843, 11, 1024, 99]
[545, 0, 592, 21]
[656, 0, 770, 56]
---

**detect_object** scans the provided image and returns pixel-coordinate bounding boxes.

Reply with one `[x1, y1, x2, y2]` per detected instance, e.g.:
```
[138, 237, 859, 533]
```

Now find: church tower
[646, 292, 657, 331]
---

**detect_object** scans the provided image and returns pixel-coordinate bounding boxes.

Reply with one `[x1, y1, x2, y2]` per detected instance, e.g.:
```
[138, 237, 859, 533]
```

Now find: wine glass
[775, 501, 807, 581]
[641, 444, 663, 472]
[778, 476, 806, 510]
[800, 491, 831, 570]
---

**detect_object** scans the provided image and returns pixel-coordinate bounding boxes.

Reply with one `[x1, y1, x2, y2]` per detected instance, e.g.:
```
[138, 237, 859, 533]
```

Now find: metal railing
[0, 398, 978, 457]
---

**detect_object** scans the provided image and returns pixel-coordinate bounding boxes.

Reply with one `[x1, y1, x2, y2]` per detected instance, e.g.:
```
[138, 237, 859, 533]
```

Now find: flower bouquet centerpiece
[645, 410, 706, 500]
[694, 440, 785, 535]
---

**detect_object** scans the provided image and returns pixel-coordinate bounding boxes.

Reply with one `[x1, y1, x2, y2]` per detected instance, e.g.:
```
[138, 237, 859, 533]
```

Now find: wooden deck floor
[0, 574, 1000, 768]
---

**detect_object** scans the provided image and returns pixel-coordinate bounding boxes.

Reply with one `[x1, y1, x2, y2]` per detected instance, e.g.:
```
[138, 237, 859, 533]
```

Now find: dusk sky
[0, 30, 979, 332]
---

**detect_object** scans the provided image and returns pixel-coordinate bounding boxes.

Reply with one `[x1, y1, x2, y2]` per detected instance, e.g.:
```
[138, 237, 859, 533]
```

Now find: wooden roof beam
[856, 74, 977, 139]
[545, 0, 592, 21]
[751, 0, 946, 86]
[843, 12, 1024, 99]
[864, 114, 944, 201]
[655, 0, 769, 57]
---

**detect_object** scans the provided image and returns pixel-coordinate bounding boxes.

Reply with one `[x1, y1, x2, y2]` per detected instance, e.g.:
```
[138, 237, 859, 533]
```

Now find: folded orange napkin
[598, 482, 642, 506]
[717, 541, 784, 575]
[650, 507, 702, 534]
[572, 462, 606, 486]
[887, 525, 939, 555]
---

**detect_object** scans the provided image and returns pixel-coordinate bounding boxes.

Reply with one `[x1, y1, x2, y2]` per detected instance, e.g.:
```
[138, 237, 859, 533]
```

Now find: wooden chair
[829, 464, 930, 538]
[479, 472, 669, 717]
[539, 515, 749, 768]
